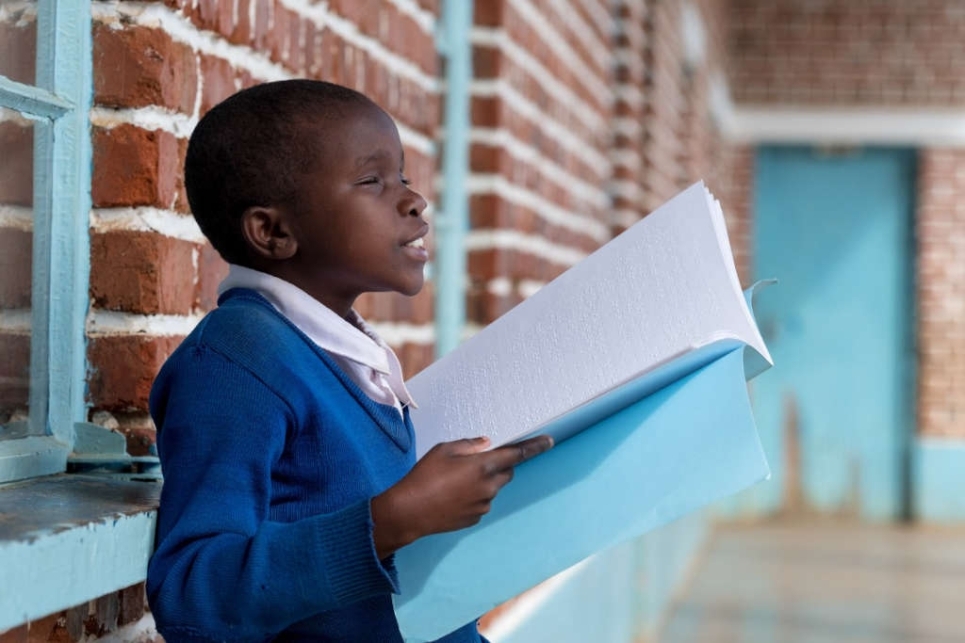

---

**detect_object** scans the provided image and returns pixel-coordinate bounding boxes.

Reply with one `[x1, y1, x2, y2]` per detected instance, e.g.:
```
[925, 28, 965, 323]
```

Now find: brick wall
[3, 2, 443, 640]
[464, 0, 744, 332]
[86, 0, 442, 460]
[728, 0, 965, 438]
[0, 110, 32, 427]
[729, 0, 965, 106]
[0, 4, 36, 427]
[466, 0, 615, 326]
[917, 149, 965, 438]
[1, 1, 745, 634]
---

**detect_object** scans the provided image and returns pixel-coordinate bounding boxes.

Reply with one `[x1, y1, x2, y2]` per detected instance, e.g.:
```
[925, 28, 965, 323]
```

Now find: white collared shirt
[218, 265, 417, 416]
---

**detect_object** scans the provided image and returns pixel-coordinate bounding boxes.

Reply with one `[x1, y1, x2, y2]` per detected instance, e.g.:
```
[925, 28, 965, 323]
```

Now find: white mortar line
[470, 128, 610, 209]
[461, 322, 483, 340]
[506, 0, 612, 101]
[0, 2, 36, 21]
[0, 309, 31, 334]
[612, 117, 643, 137]
[86, 310, 206, 337]
[385, 0, 436, 34]
[483, 278, 545, 300]
[613, 47, 646, 74]
[90, 106, 198, 137]
[572, 0, 613, 38]
[471, 79, 612, 176]
[610, 149, 642, 171]
[613, 208, 643, 230]
[0, 205, 33, 231]
[278, 0, 439, 92]
[550, 0, 612, 71]
[90, 105, 434, 157]
[0, 106, 35, 125]
[92, 1, 438, 97]
[397, 122, 437, 158]
[613, 84, 645, 109]
[365, 321, 435, 346]
[467, 174, 610, 243]
[91, 207, 208, 244]
[466, 229, 588, 267]
[518, 279, 545, 298]
[609, 178, 646, 202]
[486, 277, 513, 297]
[91, 2, 292, 85]
[94, 613, 159, 643]
[471, 28, 607, 133]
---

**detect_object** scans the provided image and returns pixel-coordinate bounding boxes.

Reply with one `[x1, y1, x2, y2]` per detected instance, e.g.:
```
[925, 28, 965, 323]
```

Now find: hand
[371, 435, 554, 559]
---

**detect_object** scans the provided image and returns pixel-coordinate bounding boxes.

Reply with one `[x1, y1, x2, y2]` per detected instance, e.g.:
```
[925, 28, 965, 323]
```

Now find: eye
[358, 176, 382, 186]
[400, 174, 412, 186]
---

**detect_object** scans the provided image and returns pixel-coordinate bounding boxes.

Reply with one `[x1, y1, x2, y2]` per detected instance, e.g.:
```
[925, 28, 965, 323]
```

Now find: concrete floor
[660, 521, 965, 643]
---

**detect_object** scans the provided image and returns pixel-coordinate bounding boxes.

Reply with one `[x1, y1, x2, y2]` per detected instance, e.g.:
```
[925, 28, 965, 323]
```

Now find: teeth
[405, 237, 425, 249]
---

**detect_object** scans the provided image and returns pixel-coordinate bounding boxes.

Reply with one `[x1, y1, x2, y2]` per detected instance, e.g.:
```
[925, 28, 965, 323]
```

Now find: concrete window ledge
[0, 474, 160, 633]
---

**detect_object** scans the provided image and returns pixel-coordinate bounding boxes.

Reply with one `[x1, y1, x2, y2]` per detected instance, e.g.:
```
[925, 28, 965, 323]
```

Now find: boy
[147, 80, 553, 642]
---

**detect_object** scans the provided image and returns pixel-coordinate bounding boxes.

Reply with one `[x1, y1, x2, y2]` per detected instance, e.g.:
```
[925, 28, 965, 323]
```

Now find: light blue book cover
[395, 184, 773, 641]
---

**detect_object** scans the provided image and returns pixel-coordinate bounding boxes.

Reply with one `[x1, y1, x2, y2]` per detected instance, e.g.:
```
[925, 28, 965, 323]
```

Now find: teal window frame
[0, 0, 92, 483]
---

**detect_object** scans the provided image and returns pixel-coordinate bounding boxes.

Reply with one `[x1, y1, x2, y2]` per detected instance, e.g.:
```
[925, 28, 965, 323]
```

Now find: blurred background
[1, 0, 964, 641]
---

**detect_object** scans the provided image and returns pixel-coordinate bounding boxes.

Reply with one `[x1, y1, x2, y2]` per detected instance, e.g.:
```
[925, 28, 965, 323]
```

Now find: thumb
[445, 436, 491, 456]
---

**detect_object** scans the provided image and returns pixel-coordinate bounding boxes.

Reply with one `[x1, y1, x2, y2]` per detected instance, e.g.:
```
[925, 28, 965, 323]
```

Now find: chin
[396, 276, 425, 297]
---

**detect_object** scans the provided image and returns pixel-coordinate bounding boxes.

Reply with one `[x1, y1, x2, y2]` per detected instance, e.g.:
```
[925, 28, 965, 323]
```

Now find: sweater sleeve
[146, 343, 397, 642]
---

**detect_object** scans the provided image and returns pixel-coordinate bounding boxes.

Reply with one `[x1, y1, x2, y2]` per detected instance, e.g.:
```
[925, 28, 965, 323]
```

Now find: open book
[406, 181, 772, 456]
[394, 182, 773, 642]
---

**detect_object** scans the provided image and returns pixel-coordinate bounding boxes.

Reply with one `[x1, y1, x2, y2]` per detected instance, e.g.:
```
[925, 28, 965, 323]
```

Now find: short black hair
[184, 80, 374, 264]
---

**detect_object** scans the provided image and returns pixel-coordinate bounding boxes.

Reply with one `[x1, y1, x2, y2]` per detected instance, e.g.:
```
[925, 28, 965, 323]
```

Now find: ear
[240, 206, 298, 260]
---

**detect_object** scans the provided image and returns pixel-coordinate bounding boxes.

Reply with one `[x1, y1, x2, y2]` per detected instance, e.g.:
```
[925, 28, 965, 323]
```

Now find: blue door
[739, 147, 915, 520]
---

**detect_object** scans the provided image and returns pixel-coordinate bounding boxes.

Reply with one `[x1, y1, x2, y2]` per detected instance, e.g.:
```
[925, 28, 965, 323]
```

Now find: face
[282, 103, 429, 316]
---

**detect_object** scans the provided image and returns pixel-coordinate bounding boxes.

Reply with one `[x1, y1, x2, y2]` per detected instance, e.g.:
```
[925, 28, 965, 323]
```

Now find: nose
[400, 187, 428, 217]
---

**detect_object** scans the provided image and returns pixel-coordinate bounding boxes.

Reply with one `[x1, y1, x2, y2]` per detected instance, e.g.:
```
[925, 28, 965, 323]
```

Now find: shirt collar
[218, 265, 417, 407]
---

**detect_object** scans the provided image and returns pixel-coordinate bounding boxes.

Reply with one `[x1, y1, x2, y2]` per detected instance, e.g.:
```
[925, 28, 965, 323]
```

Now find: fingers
[484, 434, 554, 471]
[442, 436, 491, 456]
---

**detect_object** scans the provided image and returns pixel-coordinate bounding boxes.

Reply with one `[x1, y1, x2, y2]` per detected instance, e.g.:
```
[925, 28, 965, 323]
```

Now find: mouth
[402, 226, 430, 261]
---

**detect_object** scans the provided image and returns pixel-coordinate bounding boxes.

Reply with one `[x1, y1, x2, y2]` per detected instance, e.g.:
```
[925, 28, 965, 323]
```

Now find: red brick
[0, 228, 32, 309]
[90, 230, 197, 315]
[190, 0, 222, 33]
[474, 0, 505, 26]
[229, 0, 254, 45]
[117, 583, 148, 627]
[92, 125, 182, 208]
[195, 241, 229, 311]
[0, 332, 30, 416]
[0, 17, 36, 85]
[473, 45, 500, 79]
[93, 23, 198, 113]
[409, 281, 434, 324]
[366, 291, 397, 321]
[335, 0, 382, 39]
[199, 53, 239, 114]
[88, 335, 184, 411]
[400, 342, 434, 379]
[471, 96, 499, 128]
[0, 121, 34, 206]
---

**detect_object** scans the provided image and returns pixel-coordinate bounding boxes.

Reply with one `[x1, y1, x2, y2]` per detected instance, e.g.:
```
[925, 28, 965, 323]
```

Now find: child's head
[185, 80, 429, 313]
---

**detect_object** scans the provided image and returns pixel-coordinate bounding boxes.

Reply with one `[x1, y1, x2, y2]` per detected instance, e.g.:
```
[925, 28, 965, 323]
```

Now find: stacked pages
[394, 182, 773, 641]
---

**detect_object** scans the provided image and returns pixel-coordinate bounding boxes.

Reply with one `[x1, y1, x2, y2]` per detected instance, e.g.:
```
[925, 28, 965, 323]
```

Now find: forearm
[149, 499, 396, 640]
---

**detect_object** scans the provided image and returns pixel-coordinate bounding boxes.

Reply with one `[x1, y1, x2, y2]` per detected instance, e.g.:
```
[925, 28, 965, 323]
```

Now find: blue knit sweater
[148, 288, 483, 642]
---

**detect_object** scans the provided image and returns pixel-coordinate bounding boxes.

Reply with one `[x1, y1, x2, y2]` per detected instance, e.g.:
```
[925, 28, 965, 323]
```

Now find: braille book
[395, 182, 773, 642]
